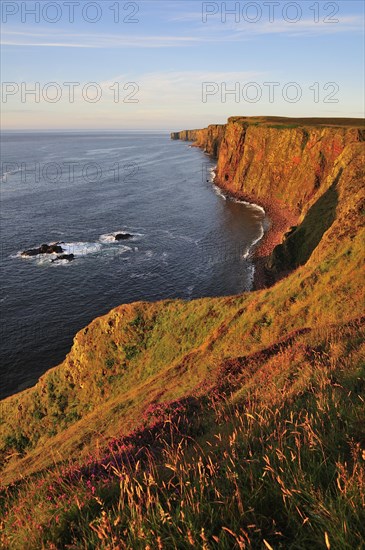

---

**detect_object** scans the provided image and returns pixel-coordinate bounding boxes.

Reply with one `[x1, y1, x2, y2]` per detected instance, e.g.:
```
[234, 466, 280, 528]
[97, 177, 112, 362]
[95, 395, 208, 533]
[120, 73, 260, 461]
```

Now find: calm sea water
[0, 132, 265, 399]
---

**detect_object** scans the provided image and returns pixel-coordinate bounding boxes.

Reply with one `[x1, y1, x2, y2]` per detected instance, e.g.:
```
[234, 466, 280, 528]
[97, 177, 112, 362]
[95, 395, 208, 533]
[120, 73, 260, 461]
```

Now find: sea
[0, 132, 266, 399]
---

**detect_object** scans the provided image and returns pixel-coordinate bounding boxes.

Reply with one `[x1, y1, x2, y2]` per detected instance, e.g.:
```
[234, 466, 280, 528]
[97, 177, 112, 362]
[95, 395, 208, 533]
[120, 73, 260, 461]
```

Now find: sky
[1, 0, 364, 130]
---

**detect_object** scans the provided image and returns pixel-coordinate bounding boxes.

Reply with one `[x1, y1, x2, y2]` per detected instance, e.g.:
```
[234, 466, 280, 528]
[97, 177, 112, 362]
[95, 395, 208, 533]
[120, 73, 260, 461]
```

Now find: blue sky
[1, 0, 364, 130]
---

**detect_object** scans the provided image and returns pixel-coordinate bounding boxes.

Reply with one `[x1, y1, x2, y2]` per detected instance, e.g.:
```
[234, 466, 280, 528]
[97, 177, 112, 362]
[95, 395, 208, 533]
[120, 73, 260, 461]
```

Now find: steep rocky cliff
[171, 124, 225, 156]
[172, 116, 364, 274]
[171, 116, 364, 216]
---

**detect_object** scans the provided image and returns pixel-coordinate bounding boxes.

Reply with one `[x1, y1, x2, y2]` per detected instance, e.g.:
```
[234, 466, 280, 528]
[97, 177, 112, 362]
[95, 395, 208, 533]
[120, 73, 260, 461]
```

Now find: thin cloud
[2, 13, 362, 50]
[1, 29, 206, 49]
[168, 12, 363, 36]
[245, 15, 363, 36]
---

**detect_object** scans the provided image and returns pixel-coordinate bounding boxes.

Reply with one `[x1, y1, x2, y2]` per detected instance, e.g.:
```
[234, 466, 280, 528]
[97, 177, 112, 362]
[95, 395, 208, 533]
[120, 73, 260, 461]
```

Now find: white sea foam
[59, 242, 102, 256]
[246, 263, 256, 287]
[208, 166, 217, 184]
[33, 255, 57, 266]
[208, 174, 267, 262]
[14, 233, 139, 266]
[15, 240, 103, 265]
[212, 184, 227, 200]
[208, 165, 265, 217]
[242, 249, 250, 260]
[1, 169, 21, 182]
[186, 285, 195, 299]
[49, 258, 72, 267]
[101, 244, 133, 256]
[242, 224, 265, 260]
[232, 198, 266, 216]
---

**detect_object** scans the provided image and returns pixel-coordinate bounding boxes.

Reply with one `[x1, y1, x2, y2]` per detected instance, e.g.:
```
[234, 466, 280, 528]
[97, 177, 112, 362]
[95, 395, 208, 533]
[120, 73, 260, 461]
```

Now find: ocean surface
[0, 132, 266, 399]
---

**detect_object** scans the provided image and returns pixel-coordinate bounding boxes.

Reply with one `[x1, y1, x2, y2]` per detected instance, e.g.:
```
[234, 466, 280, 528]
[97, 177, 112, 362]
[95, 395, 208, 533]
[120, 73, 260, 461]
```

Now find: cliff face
[172, 116, 364, 276]
[171, 124, 226, 156]
[171, 117, 364, 217]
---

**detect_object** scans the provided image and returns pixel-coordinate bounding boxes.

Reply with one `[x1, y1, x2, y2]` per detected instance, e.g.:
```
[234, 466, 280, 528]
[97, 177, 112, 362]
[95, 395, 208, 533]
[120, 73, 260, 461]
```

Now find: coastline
[174, 118, 364, 291]
[211, 174, 298, 290]
[251, 197, 298, 289]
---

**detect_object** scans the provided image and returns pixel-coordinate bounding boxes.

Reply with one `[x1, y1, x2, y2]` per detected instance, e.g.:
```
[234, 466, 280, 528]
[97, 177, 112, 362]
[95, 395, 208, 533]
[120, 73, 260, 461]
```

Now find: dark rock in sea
[40, 243, 64, 254]
[22, 243, 64, 256]
[115, 233, 132, 241]
[51, 254, 74, 263]
[21, 248, 38, 257]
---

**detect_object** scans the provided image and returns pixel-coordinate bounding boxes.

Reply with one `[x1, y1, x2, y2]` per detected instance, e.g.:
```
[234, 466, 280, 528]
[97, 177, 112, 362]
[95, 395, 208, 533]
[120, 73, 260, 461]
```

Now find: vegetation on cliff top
[226, 116, 365, 128]
[0, 120, 364, 548]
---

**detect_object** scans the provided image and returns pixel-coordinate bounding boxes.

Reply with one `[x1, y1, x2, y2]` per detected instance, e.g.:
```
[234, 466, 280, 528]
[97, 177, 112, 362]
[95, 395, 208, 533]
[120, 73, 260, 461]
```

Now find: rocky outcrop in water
[115, 233, 133, 241]
[22, 243, 64, 256]
[51, 254, 74, 263]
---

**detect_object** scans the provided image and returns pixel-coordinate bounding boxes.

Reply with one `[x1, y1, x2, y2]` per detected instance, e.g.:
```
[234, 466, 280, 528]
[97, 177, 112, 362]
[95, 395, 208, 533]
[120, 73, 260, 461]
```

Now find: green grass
[227, 115, 365, 128]
[1, 320, 364, 549]
[267, 124, 300, 129]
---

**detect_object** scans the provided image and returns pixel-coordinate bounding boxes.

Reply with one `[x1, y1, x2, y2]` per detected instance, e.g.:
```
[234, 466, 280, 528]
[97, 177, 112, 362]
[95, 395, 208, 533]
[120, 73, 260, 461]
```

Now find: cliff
[171, 124, 226, 156]
[1, 117, 364, 548]
[172, 116, 365, 276]
[172, 116, 364, 215]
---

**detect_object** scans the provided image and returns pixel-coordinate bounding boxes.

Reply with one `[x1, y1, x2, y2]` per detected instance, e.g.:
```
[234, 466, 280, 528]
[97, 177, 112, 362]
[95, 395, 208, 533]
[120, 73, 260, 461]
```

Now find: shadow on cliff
[266, 169, 342, 277]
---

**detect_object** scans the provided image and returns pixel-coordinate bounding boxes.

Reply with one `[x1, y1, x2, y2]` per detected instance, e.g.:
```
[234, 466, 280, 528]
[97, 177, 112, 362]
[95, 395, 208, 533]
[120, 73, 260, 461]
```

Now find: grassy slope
[227, 116, 365, 128]
[0, 136, 364, 547]
[1, 318, 364, 548]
